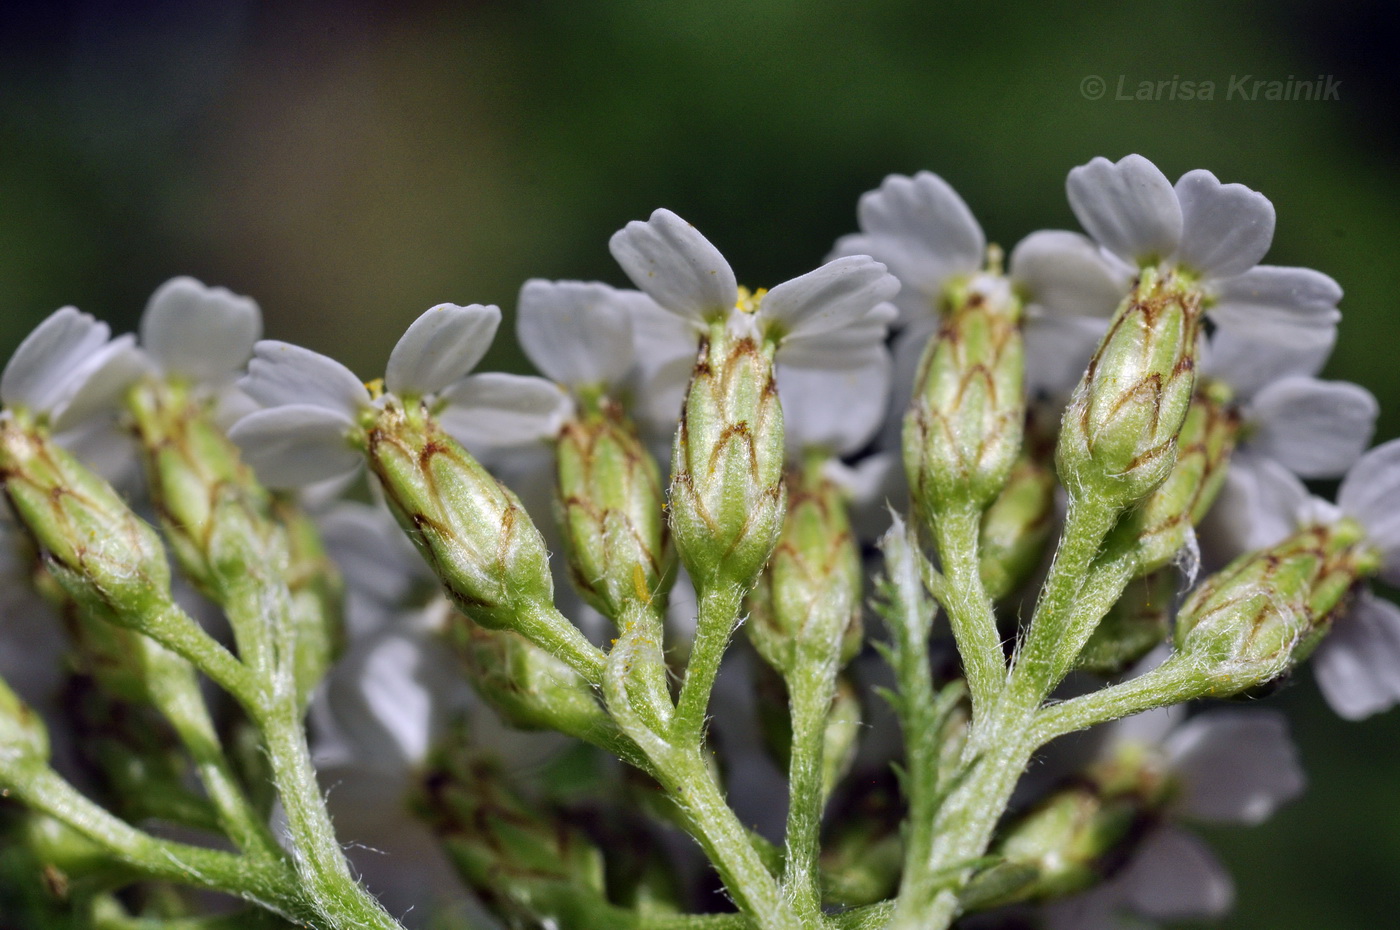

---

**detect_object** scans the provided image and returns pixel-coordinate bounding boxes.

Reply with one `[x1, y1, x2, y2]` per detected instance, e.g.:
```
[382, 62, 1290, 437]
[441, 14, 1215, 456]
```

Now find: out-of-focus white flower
[229, 303, 568, 488]
[1198, 326, 1377, 561]
[316, 500, 434, 640]
[1066, 154, 1340, 348]
[137, 276, 263, 426]
[1, 307, 148, 431]
[1045, 705, 1304, 930]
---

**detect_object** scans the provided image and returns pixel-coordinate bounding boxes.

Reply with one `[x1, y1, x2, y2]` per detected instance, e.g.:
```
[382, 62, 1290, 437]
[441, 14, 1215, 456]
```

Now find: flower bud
[1120, 381, 1238, 575]
[126, 380, 276, 592]
[453, 622, 618, 748]
[904, 274, 1025, 517]
[416, 749, 608, 924]
[1057, 267, 1202, 509]
[1172, 520, 1371, 694]
[669, 325, 785, 590]
[746, 470, 861, 678]
[365, 402, 553, 630]
[0, 676, 49, 764]
[555, 402, 669, 619]
[0, 418, 171, 622]
[978, 452, 1056, 601]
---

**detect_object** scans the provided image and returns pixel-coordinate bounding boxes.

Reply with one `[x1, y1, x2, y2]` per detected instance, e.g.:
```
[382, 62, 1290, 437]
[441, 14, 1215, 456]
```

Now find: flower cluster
[0, 154, 1395, 930]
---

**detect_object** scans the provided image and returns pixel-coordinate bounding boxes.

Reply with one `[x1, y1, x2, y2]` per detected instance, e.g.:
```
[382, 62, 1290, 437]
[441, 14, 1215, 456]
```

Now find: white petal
[1312, 591, 1400, 720]
[516, 279, 637, 390]
[228, 404, 361, 488]
[634, 353, 694, 436]
[1209, 265, 1342, 341]
[1041, 885, 1127, 930]
[51, 336, 150, 432]
[1246, 377, 1376, 478]
[777, 354, 891, 457]
[437, 373, 569, 451]
[1338, 438, 1400, 578]
[384, 303, 500, 398]
[1023, 313, 1109, 400]
[1066, 154, 1182, 265]
[1198, 322, 1333, 401]
[1010, 229, 1131, 319]
[317, 502, 428, 609]
[1120, 826, 1234, 920]
[608, 208, 737, 324]
[1173, 170, 1276, 278]
[1, 307, 112, 413]
[847, 172, 985, 298]
[140, 277, 261, 382]
[1198, 455, 1310, 562]
[1164, 709, 1304, 824]
[240, 341, 369, 416]
[776, 302, 895, 371]
[761, 256, 899, 340]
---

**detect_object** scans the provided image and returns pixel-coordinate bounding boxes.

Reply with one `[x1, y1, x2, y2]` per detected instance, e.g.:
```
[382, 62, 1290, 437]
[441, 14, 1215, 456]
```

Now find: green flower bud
[416, 749, 608, 925]
[1172, 520, 1372, 694]
[555, 401, 669, 619]
[974, 740, 1168, 910]
[1057, 267, 1202, 509]
[453, 622, 619, 748]
[0, 677, 49, 764]
[904, 274, 1025, 517]
[1076, 568, 1176, 676]
[978, 452, 1056, 601]
[0, 418, 170, 622]
[669, 323, 786, 590]
[746, 469, 861, 678]
[1120, 381, 1239, 575]
[127, 380, 275, 594]
[365, 402, 553, 630]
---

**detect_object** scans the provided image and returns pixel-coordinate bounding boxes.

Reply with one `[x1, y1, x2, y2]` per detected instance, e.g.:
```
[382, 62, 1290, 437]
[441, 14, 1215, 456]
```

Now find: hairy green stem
[781, 665, 837, 925]
[672, 581, 745, 743]
[930, 505, 1005, 715]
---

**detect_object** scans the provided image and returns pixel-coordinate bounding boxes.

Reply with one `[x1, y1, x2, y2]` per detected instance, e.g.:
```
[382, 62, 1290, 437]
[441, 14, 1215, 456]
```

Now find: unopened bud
[670, 324, 785, 590]
[746, 470, 861, 678]
[555, 402, 669, 619]
[1172, 519, 1373, 694]
[1057, 267, 1202, 508]
[978, 452, 1056, 601]
[0, 418, 170, 621]
[366, 403, 553, 629]
[454, 623, 616, 746]
[1120, 381, 1238, 575]
[416, 749, 607, 924]
[904, 273, 1025, 516]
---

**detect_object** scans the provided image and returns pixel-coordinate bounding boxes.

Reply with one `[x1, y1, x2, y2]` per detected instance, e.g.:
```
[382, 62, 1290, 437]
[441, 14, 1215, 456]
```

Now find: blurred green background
[2, 0, 1398, 926]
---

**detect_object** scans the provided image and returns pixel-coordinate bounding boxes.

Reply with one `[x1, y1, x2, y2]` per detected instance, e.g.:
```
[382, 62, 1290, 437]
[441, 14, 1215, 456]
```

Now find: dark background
[2, 1, 1398, 926]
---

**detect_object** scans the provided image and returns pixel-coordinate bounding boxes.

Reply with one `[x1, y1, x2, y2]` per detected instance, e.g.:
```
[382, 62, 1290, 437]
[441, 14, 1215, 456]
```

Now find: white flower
[1046, 706, 1304, 930]
[1, 307, 148, 432]
[1198, 325, 1377, 561]
[229, 303, 568, 488]
[1203, 439, 1400, 720]
[830, 172, 1131, 441]
[316, 500, 434, 639]
[1306, 439, 1400, 720]
[1066, 154, 1341, 347]
[609, 208, 899, 364]
[139, 276, 261, 387]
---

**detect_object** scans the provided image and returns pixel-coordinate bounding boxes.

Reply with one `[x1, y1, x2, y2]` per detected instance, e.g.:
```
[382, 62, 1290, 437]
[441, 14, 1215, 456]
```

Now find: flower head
[230, 303, 567, 488]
